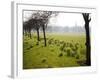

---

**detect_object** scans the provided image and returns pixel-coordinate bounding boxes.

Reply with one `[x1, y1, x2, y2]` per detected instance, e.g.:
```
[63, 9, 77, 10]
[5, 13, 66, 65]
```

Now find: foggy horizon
[23, 10, 92, 28]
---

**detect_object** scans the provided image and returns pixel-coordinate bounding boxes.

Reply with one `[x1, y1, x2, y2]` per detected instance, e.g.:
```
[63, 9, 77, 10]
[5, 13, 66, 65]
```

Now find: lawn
[23, 33, 87, 69]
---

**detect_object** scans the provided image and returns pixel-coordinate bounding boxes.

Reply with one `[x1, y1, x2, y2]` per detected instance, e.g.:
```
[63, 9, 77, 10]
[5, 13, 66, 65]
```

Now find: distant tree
[23, 21, 27, 35]
[23, 11, 58, 46]
[82, 13, 91, 66]
[23, 20, 33, 39]
[31, 19, 41, 45]
[31, 12, 42, 43]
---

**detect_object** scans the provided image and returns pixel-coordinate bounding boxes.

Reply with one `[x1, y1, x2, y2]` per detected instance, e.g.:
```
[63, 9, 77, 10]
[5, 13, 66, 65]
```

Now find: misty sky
[23, 11, 91, 27]
[48, 13, 84, 27]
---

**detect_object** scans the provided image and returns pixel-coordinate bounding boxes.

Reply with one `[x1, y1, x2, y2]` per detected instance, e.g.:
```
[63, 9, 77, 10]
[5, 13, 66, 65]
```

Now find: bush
[72, 47, 77, 52]
[71, 51, 76, 57]
[66, 47, 72, 57]
[56, 43, 60, 46]
[41, 58, 46, 63]
[30, 45, 33, 48]
[58, 53, 63, 57]
[75, 43, 79, 50]
[63, 48, 67, 52]
[69, 43, 73, 48]
[54, 40, 58, 44]
[66, 42, 70, 47]
[36, 42, 39, 45]
[48, 40, 52, 45]
[60, 46, 64, 51]
[24, 41, 28, 44]
[27, 47, 30, 50]
[76, 54, 80, 59]
[60, 42, 66, 51]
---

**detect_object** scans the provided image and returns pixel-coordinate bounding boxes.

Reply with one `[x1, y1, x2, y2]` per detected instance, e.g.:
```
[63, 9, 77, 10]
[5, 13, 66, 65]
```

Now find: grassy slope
[23, 33, 86, 69]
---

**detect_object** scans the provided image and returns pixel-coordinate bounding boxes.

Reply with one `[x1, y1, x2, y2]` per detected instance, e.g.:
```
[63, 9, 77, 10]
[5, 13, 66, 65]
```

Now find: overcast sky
[23, 11, 91, 27]
[48, 13, 84, 27]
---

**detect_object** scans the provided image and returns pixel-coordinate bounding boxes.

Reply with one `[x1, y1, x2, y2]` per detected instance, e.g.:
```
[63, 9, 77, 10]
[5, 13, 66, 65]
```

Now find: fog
[23, 10, 91, 34]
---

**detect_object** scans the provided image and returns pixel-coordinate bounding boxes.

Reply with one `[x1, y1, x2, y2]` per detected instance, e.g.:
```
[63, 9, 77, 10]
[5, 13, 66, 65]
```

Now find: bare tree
[40, 11, 53, 46]
[23, 20, 33, 39]
[31, 11, 58, 46]
[23, 11, 58, 46]
[40, 11, 58, 46]
[82, 13, 91, 66]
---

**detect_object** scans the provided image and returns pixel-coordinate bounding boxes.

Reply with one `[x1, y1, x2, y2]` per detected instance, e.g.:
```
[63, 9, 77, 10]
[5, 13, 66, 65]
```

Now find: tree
[23, 20, 33, 39]
[23, 21, 27, 36]
[39, 11, 58, 46]
[31, 19, 41, 45]
[31, 12, 42, 42]
[24, 11, 58, 46]
[82, 13, 91, 66]
[31, 11, 58, 46]
[40, 11, 53, 46]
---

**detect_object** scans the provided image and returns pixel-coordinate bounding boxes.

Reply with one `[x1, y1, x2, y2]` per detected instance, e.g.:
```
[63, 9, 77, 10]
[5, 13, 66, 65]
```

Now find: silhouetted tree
[31, 11, 58, 46]
[23, 21, 27, 35]
[31, 12, 42, 43]
[41, 11, 52, 46]
[82, 13, 91, 66]
[23, 20, 33, 39]
[23, 11, 58, 46]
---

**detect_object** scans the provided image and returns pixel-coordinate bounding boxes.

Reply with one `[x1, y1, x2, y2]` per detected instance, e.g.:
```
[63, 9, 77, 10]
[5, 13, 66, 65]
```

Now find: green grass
[23, 33, 87, 69]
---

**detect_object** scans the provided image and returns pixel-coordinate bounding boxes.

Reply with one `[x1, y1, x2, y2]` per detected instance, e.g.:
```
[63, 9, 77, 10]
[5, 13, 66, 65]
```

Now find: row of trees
[23, 11, 58, 46]
[23, 11, 91, 66]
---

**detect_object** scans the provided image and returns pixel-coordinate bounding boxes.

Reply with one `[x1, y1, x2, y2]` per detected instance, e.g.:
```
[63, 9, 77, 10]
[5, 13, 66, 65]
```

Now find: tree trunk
[36, 29, 40, 45]
[28, 30, 32, 39]
[82, 13, 91, 66]
[43, 26, 47, 46]
[37, 29, 40, 41]
[85, 23, 91, 66]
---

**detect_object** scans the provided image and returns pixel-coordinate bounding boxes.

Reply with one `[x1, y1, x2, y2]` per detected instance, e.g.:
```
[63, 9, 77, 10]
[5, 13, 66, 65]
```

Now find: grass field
[23, 33, 87, 69]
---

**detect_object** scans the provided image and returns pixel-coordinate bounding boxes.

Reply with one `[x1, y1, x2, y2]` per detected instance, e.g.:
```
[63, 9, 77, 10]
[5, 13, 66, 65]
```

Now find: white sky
[48, 13, 85, 27]
[23, 11, 91, 27]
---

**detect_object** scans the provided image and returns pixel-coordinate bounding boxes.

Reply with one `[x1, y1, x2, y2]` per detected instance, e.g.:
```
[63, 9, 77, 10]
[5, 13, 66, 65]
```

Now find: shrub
[56, 43, 60, 46]
[60, 46, 64, 51]
[54, 40, 58, 44]
[27, 47, 30, 50]
[69, 43, 73, 48]
[41, 58, 46, 63]
[75, 43, 79, 50]
[24, 41, 28, 44]
[58, 53, 63, 57]
[36, 42, 39, 45]
[48, 40, 51, 44]
[48, 38, 54, 45]
[60, 41, 64, 44]
[63, 48, 67, 52]
[60, 42, 66, 51]
[30, 45, 33, 48]
[65, 47, 77, 57]
[66, 42, 69, 47]
[72, 47, 77, 52]
[71, 51, 76, 57]
[66, 47, 72, 57]
[76, 54, 80, 59]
